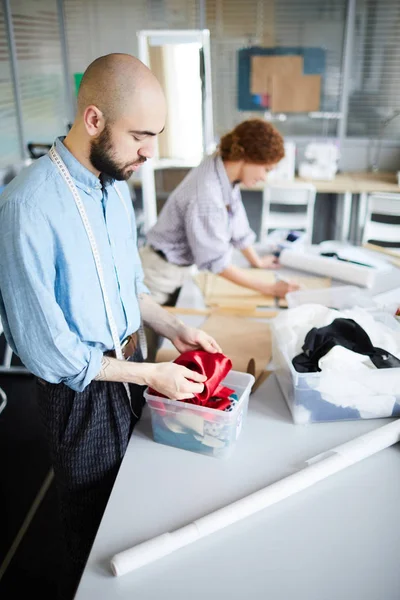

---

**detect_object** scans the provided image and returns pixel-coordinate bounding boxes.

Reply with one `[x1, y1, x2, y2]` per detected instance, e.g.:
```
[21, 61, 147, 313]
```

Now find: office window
[347, 0, 400, 140]
[0, 4, 20, 168]
[206, 0, 347, 139]
[64, 0, 198, 76]
[10, 0, 67, 147]
[64, 0, 148, 75]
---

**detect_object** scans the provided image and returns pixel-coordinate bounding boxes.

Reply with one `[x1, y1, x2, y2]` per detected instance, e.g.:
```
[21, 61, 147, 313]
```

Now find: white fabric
[318, 346, 375, 371]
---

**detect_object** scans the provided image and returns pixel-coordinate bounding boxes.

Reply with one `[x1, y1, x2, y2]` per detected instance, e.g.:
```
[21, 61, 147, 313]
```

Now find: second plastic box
[271, 312, 400, 424]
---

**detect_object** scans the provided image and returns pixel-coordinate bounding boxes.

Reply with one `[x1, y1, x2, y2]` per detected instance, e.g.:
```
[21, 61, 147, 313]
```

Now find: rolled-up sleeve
[185, 196, 232, 274]
[0, 200, 103, 391]
[230, 196, 256, 250]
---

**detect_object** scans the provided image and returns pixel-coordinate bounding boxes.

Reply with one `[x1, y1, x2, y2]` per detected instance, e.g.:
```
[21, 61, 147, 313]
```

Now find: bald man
[0, 54, 220, 599]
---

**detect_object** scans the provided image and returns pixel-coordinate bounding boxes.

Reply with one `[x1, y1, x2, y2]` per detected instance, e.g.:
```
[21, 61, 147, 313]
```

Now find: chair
[360, 193, 400, 248]
[260, 181, 317, 244]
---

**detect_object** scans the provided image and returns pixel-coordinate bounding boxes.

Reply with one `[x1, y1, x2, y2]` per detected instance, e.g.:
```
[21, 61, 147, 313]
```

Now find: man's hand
[94, 355, 207, 400]
[258, 254, 280, 269]
[143, 362, 206, 400]
[171, 323, 222, 355]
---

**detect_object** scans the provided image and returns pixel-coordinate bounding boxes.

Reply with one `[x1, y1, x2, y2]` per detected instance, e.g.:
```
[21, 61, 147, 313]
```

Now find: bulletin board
[237, 46, 325, 112]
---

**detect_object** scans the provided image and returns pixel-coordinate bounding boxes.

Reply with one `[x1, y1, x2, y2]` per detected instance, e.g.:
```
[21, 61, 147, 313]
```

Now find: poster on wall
[238, 46, 325, 113]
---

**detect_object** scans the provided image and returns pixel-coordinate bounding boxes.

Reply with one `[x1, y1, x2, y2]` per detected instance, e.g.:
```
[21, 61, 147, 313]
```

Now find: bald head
[77, 53, 163, 122]
[66, 53, 165, 181]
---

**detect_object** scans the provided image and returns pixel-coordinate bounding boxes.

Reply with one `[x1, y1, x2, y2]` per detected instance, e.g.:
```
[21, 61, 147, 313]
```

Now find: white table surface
[74, 372, 400, 600]
[74, 266, 400, 600]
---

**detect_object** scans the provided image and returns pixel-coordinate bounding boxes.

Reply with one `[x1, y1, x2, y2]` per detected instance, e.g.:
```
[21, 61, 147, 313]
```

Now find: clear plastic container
[286, 286, 376, 310]
[271, 312, 400, 424]
[144, 371, 254, 459]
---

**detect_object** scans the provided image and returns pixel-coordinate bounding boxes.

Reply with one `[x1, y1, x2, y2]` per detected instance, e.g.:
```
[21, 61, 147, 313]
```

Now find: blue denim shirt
[0, 137, 149, 391]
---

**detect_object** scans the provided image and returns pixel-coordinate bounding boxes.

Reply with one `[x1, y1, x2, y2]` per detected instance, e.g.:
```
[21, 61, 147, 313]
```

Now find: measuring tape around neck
[49, 145, 146, 410]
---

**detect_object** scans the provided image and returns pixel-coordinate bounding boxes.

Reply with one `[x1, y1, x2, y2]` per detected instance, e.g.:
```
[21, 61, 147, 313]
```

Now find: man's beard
[89, 125, 146, 181]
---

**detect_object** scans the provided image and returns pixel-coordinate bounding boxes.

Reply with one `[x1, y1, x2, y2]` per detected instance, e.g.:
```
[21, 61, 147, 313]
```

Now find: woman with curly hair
[140, 119, 299, 310]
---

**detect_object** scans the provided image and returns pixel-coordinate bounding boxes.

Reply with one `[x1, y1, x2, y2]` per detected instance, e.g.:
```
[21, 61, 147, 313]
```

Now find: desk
[74, 375, 400, 600]
[242, 171, 399, 194]
[75, 276, 400, 600]
[350, 171, 400, 194]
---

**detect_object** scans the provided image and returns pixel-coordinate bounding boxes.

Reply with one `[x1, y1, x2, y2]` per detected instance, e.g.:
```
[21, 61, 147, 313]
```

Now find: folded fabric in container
[151, 391, 240, 457]
[163, 393, 239, 437]
[152, 419, 214, 455]
[318, 346, 375, 371]
[314, 370, 400, 419]
[293, 318, 400, 373]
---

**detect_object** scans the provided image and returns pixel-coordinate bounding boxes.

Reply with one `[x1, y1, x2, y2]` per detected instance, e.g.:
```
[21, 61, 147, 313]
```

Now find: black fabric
[292, 318, 400, 373]
[36, 348, 145, 600]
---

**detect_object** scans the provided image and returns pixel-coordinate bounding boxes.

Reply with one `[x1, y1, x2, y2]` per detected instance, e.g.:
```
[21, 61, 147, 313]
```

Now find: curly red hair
[219, 119, 285, 165]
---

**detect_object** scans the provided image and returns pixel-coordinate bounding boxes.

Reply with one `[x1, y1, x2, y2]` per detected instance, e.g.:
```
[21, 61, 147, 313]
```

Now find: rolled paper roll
[111, 419, 400, 577]
[279, 248, 377, 287]
[111, 526, 199, 576]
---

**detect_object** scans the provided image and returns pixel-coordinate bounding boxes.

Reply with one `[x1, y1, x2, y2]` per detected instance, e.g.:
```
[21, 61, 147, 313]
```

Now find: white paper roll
[111, 419, 400, 577]
[279, 249, 376, 287]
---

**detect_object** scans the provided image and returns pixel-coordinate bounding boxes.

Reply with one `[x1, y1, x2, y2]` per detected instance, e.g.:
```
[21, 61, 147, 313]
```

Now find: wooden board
[156, 315, 272, 387]
[194, 270, 331, 309]
[270, 74, 321, 113]
[250, 55, 303, 95]
[163, 306, 279, 318]
[195, 270, 276, 308]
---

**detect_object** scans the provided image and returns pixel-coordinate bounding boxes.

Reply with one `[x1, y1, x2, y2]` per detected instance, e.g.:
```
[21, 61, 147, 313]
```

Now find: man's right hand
[143, 362, 206, 400]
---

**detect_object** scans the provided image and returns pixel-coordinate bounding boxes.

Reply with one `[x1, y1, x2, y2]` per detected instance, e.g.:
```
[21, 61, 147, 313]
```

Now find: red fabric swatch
[148, 350, 234, 411]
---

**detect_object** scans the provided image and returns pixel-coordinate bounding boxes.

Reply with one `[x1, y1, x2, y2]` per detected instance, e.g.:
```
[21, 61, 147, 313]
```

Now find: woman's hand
[258, 254, 279, 269]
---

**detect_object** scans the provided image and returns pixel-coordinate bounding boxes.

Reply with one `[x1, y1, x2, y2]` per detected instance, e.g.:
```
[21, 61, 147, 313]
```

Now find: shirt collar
[214, 154, 239, 208]
[54, 136, 115, 193]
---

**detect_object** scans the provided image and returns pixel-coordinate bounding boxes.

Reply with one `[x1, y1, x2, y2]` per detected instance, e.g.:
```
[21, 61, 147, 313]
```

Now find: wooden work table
[241, 171, 399, 193]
